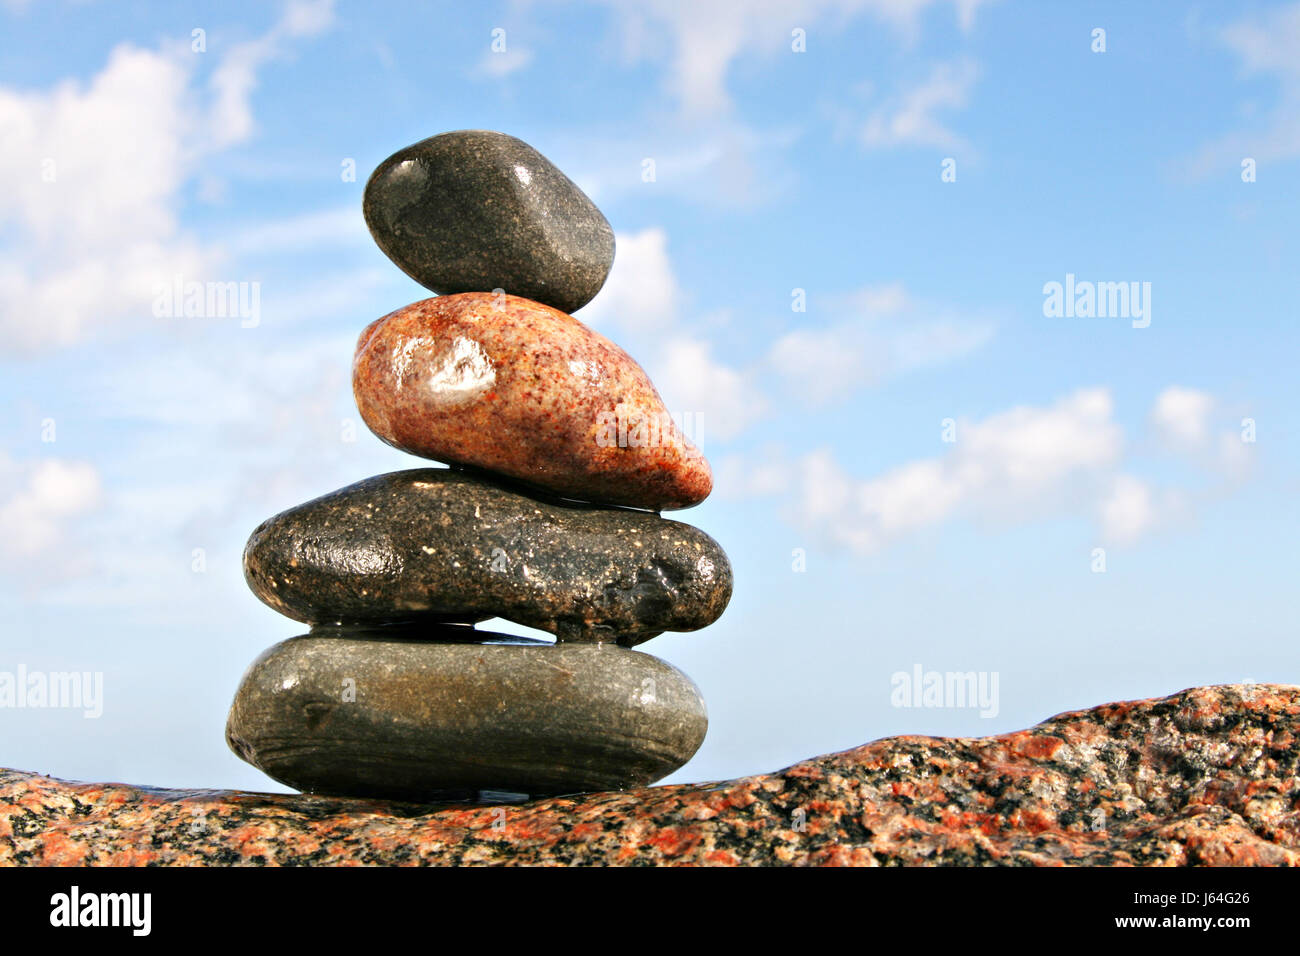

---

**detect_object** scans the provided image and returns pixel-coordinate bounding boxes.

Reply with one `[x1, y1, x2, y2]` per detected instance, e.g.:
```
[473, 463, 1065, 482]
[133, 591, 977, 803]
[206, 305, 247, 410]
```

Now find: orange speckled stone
[352, 293, 711, 511]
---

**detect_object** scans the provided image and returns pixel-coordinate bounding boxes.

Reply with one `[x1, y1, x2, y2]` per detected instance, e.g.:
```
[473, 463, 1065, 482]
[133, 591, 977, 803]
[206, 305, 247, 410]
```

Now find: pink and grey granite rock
[3, 684, 1298, 866]
[352, 293, 712, 511]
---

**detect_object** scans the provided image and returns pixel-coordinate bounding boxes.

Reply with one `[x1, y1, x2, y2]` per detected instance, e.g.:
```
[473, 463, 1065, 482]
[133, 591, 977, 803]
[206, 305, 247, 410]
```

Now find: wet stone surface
[243, 468, 731, 645]
[353, 292, 712, 511]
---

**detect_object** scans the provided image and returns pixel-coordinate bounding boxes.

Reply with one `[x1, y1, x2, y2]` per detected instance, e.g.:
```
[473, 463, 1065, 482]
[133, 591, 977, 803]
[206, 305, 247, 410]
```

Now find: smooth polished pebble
[225, 628, 708, 800]
[363, 130, 615, 313]
[353, 292, 712, 511]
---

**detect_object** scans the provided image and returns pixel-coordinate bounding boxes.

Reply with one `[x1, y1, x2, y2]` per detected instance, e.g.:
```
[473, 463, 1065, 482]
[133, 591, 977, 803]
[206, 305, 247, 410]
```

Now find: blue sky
[1, 0, 1296, 793]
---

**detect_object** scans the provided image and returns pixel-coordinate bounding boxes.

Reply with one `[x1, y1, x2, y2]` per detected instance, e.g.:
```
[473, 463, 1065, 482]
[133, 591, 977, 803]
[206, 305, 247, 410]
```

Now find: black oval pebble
[243, 468, 732, 645]
[363, 130, 615, 313]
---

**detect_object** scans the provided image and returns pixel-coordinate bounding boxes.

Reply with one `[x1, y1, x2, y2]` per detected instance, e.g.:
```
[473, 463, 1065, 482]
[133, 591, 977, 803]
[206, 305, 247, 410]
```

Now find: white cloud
[649, 337, 768, 444]
[0, 0, 335, 353]
[0, 455, 102, 569]
[860, 58, 979, 151]
[1148, 386, 1255, 479]
[0, 45, 209, 351]
[577, 228, 679, 330]
[769, 282, 995, 404]
[787, 388, 1128, 553]
[575, 226, 763, 446]
[1150, 386, 1214, 449]
[779, 386, 1257, 554]
[598, 0, 992, 117]
[960, 387, 1121, 486]
[1098, 475, 1159, 545]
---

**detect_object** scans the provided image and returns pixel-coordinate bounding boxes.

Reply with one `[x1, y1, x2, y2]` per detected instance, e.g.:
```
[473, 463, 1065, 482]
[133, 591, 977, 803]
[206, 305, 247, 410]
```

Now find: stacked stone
[226, 131, 732, 802]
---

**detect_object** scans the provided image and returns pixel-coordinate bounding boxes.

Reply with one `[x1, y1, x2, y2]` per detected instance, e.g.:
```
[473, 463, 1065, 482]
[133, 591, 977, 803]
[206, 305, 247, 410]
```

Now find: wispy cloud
[474, 46, 534, 78]
[768, 281, 996, 405]
[569, 118, 801, 210]
[595, 0, 993, 117]
[567, 0, 989, 212]
[1182, 2, 1300, 178]
[220, 205, 367, 258]
[22, 326, 392, 604]
[859, 58, 980, 152]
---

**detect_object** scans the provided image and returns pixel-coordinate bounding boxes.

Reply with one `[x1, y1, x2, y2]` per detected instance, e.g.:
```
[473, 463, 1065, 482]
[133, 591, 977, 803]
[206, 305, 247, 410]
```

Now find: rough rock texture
[4, 684, 1298, 866]
[226, 629, 708, 799]
[353, 293, 712, 511]
[363, 130, 615, 314]
[244, 468, 731, 643]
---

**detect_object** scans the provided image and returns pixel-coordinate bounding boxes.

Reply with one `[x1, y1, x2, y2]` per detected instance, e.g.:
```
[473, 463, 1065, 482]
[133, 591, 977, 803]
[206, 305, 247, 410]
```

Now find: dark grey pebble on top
[363, 129, 615, 314]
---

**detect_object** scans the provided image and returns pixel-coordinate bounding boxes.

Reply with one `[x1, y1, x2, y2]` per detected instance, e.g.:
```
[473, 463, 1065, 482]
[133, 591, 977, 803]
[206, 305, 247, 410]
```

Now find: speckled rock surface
[244, 468, 731, 644]
[353, 293, 711, 511]
[4, 684, 1297, 866]
[363, 130, 614, 313]
[226, 629, 708, 800]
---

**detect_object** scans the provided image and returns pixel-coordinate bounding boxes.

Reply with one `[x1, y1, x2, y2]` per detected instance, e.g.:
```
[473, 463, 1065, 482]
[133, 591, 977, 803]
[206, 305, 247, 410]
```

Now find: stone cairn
[226, 130, 732, 801]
